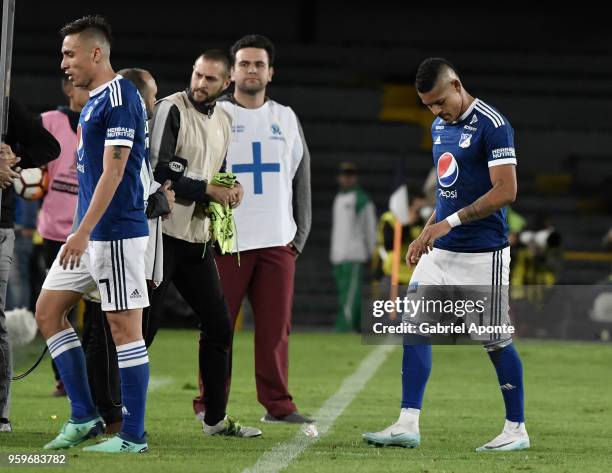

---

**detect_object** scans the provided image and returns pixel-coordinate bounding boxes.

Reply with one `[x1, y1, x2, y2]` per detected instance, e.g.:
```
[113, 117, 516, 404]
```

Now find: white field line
[243, 344, 396, 473]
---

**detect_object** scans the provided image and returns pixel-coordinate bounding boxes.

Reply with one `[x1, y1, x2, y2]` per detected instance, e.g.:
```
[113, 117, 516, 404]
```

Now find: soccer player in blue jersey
[35, 16, 151, 453]
[363, 58, 529, 452]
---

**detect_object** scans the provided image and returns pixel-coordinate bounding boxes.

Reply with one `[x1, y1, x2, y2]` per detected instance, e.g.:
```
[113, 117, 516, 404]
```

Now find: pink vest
[37, 110, 79, 242]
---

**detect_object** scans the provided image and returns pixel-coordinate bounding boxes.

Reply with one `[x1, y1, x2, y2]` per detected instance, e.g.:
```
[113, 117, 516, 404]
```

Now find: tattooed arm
[458, 164, 517, 224]
[406, 165, 516, 266]
[60, 145, 131, 269]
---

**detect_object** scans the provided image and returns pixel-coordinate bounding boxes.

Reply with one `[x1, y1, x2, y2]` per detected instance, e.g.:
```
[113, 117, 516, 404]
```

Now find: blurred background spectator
[330, 162, 376, 332]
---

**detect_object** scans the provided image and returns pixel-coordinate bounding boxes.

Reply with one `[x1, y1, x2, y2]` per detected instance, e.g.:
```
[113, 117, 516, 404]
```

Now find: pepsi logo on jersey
[76, 124, 85, 173]
[438, 188, 457, 199]
[437, 152, 459, 188]
[437, 152, 458, 199]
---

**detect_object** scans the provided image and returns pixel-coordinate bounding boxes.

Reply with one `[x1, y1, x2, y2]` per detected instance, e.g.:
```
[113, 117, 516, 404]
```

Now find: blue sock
[117, 340, 149, 441]
[47, 328, 96, 421]
[487, 344, 525, 423]
[401, 341, 432, 409]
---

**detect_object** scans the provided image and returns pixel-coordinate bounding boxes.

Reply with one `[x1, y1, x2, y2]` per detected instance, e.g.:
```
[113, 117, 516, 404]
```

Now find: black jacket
[2, 98, 61, 228]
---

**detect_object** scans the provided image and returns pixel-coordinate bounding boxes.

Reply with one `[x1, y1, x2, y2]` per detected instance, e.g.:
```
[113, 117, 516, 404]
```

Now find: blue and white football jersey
[432, 98, 517, 252]
[76, 75, 149, 241]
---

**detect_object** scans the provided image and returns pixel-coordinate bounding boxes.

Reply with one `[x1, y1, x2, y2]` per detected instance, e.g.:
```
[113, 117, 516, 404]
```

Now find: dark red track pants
[193, 245, 298, 418]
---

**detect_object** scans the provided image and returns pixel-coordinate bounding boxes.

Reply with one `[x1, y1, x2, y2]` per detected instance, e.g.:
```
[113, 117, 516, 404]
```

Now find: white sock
[398, 408, 420, 431]
[504, 419, 526, 433]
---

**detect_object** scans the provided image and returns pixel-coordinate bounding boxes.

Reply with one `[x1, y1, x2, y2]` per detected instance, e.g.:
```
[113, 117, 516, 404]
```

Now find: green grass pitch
[2, 330, 611, 472]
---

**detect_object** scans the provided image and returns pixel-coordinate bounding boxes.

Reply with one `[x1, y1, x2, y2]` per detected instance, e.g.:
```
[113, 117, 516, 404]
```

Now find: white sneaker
[202, 415, 262, 438]
[476, 420, 530, 452]
[362, 421, 420, 448]
[0, 421, 12, 433]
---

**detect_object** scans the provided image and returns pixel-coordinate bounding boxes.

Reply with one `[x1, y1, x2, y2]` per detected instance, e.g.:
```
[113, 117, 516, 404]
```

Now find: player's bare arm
[458, 164, 516, 224]
[409, 165, 516, 264]
[60, 144, 130, 269]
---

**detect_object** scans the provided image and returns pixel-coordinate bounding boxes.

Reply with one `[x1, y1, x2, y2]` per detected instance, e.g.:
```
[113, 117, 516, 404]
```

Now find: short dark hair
[59, 15, 113, 48]
[230, 34, 275, 66]
[118, 68, 148, 95]
[198, 49, 231, 76]
[415, 58, 457, 93]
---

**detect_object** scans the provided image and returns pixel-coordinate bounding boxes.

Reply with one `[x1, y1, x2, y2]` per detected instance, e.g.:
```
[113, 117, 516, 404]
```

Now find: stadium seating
[9, 3, 612, 325]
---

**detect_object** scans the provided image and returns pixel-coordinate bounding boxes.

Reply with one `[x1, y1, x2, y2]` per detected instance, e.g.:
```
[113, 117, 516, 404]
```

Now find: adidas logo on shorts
[130, 289, 142, 299]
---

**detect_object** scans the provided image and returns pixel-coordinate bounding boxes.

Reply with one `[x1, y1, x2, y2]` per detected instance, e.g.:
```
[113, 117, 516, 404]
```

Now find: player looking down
[363, 58, 529, 452]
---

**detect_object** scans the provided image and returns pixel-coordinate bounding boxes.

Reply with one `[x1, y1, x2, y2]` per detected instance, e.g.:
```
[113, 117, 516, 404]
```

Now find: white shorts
[410, 246, 510, 286]
[405, 246, 511, 345]
[42, 237, 149, 312]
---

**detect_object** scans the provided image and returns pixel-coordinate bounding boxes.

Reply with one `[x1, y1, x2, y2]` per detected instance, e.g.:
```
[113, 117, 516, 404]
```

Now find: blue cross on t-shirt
[231, 142, 280, 194]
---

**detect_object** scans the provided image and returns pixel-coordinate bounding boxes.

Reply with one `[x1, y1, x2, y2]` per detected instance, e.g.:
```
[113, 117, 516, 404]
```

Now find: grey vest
[161, 91, 231, 243]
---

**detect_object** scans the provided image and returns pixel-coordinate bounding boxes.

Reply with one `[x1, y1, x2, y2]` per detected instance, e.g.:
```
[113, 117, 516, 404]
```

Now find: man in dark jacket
[0, 98, 61, 432]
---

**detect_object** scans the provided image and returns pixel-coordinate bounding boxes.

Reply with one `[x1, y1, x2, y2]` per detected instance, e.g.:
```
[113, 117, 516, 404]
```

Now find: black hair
[230, 34, 275, 66]
[199, 49, 231, 76]
[415, 57, 457, 93]
[59, 15, 113, 48]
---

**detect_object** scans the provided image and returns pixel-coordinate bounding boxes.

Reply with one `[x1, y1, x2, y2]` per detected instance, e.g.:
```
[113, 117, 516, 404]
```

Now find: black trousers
[42, 239, 63, 270]
[81, 300, 122, 424]
[147, 234, 231, 426]
[81, 294, 155, 425]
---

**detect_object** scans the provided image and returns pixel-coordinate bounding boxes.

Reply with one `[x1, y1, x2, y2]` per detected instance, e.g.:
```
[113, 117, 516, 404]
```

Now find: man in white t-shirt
[193, 35, 313, 424]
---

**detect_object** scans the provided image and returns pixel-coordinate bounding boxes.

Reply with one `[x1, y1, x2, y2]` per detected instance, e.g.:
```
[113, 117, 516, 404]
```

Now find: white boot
[476, 419, 530, 452]
[362, 408, 420, 448]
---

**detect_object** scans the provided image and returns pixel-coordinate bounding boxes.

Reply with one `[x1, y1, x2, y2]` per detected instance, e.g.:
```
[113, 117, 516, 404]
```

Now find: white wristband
[446, 212, 462, 228]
